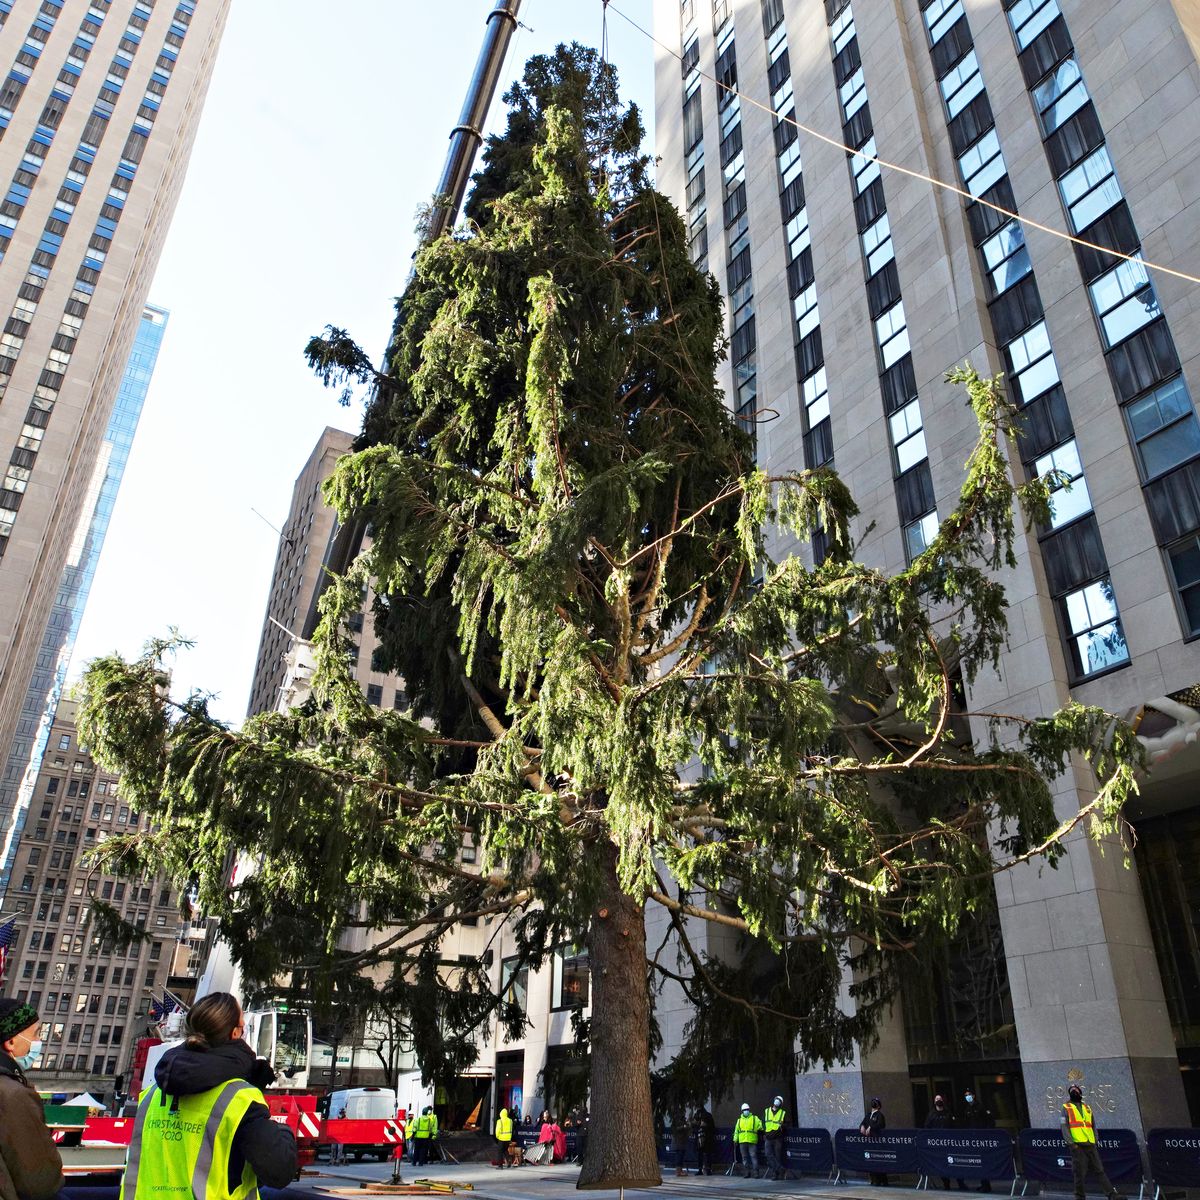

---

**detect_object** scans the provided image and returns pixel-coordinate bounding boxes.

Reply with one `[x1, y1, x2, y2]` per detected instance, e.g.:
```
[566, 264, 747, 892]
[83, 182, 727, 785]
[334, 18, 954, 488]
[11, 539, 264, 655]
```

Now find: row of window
[827, 1, 937, 564]
[364, 683, 408, 709]
[20, 958, 157, 986]
[712, 5, 758, 452]
[680, 17, 707, 274]
[500, 944, 590, 1016]
[758, 0, 830, 518]
[999, 0, 1200, 651]
[0, 0, 194, 556]
[918, 0, 1130, 681]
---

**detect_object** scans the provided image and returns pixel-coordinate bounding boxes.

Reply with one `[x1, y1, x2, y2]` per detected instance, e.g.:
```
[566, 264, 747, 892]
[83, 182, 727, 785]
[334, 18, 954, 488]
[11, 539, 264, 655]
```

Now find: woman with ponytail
[120, 993, 297, 1200]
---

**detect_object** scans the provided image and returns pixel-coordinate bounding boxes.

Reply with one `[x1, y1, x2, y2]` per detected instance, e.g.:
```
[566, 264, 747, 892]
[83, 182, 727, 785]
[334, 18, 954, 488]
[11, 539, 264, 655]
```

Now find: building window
[1167, 537, 1200, 637]
[875, 303, 910, 370]
[500, 956, 529, 1019]
[1061, 579, 1130, 677]
[861, 213, 893, 275]
[1005, 321, 1060, 405]
[1035, 441, 1091, 528]
[939, 50, 983, 119]
[552, 945, 590, 1010]
[851, 137, 880, 194]
[923, 0, 963, 44]
[1058, 147, 1121, 233]
[1125, 378, 1200, 480]
[890, 401, 927, 474]
[959, 129, 1006, 198]
[1007, 0, 1060, 50]
[839, 66, 866, 118]
[1088, 258, 1161, 349]
[365, 683, 383, 707]
[1032, 59, 1088, 135]
[831, 5, 855, 54]
[802, 368, 829, 429]
[980, 222, 1032, 295]
[793, 284, 819, 339]
[904, 512, 939, 562]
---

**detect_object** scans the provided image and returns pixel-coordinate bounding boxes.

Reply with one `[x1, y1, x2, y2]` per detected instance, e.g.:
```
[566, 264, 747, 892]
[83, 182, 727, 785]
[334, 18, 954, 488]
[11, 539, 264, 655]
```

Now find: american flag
[148, 992, 178, 1021]
[0, 918, 16, 988]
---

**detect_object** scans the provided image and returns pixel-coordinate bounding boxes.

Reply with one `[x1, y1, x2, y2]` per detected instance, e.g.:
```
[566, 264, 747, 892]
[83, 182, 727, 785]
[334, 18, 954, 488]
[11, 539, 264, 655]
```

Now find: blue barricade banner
[917, 1129, 1015, 1181]
[835, 1128, 920, 1175]
[785, 1128, 835, 1175]
[1018, 1128, 1142, 1185]
[1147, 1128, 1200, 1187]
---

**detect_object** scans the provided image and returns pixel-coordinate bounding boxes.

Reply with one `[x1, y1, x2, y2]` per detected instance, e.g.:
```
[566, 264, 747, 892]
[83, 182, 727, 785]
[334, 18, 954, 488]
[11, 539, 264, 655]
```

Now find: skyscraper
[245, 426, 406, 722]
[0, 302, 167, 895]
[0, 0, 229, 890]
[0, 695, 195, 1102]
[654, 0, 1200, 1135]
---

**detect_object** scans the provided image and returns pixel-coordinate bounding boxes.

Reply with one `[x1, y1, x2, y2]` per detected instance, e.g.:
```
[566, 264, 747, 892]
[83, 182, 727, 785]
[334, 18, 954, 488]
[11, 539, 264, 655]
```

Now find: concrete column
[795, 974, 914, 1137]
[996, 763, 1188, 1137]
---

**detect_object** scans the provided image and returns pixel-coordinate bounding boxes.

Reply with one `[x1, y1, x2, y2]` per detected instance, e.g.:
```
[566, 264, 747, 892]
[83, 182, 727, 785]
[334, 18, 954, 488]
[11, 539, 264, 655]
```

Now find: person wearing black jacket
[925, 1095, 967, 1190]
[147, 993, 298, 1194]
[860, 1097, 888, 1186]
[691, 1106, 716, 1176]
[962, 1089, 995, 1193]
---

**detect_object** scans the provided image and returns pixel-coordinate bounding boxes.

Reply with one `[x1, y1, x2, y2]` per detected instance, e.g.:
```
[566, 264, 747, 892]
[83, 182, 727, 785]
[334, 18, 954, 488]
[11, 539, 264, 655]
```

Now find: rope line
[605, 2, 1200, 290]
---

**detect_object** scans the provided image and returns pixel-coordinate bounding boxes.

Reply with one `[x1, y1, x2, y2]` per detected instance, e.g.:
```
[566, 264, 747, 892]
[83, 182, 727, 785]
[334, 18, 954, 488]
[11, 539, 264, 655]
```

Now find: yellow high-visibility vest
[734, 1113, 762, 1144]
[495, 1110, 513, 1141]
[1064, 1102, 1096, 1145]
[120, 1080, 265, 1200]
[765, 1106, 786, 1133]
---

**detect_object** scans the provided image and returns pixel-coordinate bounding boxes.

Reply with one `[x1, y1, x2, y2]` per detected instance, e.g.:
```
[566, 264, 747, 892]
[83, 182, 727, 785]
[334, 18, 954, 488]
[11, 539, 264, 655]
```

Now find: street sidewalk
[294, 1156, 944, 1200]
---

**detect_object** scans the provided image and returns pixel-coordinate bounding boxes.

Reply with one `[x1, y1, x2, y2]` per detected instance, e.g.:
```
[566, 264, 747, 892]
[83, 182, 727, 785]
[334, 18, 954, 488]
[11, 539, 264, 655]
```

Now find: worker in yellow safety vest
[763, 1095, 788, 1180]
[1061, 1084, 1121, 1200]
[411, 1106, 438, 1168]
[733, 1102, 764, 1179]
[493, 1106, 515, 1169]
[120, 993, 296, 1200]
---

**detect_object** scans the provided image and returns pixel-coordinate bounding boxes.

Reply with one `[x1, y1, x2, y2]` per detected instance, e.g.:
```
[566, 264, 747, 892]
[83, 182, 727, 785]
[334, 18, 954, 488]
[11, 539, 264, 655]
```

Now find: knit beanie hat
[0, 998, 38, 1040]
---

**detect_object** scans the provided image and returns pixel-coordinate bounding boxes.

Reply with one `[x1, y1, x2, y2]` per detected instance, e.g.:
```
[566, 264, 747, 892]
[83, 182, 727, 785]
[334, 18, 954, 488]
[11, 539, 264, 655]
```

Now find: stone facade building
[1, 697, 203, 1101]
[0, 0, 230, 896]
[651, 0, 1200, 1138]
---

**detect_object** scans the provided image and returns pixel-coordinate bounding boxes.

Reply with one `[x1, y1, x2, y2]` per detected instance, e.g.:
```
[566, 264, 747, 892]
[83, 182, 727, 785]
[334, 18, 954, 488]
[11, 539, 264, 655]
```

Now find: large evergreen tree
[78, 48, 1140, 1188]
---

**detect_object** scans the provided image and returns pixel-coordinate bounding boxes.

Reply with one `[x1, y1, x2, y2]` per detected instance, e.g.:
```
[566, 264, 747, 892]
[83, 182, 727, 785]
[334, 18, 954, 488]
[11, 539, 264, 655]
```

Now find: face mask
[15, 1038, 42, 1070]
[965, 1094, 974, 1105]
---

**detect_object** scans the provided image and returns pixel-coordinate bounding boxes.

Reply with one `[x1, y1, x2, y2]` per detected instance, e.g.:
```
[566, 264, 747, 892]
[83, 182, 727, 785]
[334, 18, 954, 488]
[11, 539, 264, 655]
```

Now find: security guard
[1061, 1084, 1120, 1200]
[411, 1106, 438, 1167]
[493, 1106, 515, 1169]
[733, 1102, 764, 1178]
[120, 993, 295, 1200]
[764, 1095, 788, 1180]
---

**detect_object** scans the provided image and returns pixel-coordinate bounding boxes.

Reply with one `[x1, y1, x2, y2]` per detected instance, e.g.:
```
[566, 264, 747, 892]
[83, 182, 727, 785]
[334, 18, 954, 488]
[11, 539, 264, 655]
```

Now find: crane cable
[604, 1, 1200, 290]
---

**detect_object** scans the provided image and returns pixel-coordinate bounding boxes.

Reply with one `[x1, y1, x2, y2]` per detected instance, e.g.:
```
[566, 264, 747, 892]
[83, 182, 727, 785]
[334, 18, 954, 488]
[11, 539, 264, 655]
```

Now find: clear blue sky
[70, 0, 656, 724]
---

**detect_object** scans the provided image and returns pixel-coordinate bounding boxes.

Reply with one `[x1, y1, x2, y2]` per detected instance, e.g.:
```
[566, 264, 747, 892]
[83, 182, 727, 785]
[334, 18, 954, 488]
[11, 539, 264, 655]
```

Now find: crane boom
[425, 0, 523, 245]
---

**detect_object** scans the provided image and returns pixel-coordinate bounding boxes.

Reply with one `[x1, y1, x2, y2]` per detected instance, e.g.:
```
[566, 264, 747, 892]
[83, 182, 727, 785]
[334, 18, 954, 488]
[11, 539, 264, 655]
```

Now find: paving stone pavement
[294, 1157, 954, 1200]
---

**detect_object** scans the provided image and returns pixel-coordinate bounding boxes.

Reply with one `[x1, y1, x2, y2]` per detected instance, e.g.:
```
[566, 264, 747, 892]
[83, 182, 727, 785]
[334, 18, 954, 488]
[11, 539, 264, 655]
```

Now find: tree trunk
[576, 840, 661, 1189]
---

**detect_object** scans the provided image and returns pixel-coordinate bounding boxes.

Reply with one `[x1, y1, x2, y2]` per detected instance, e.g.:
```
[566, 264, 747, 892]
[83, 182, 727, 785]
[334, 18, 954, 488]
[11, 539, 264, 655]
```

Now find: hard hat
[773, 1096, 784, 1106]
[741, 1102, 750, 1112]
